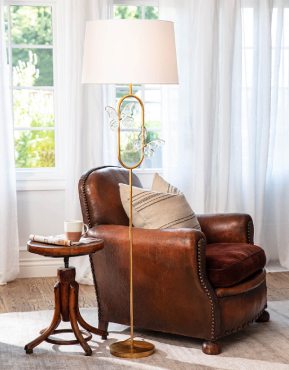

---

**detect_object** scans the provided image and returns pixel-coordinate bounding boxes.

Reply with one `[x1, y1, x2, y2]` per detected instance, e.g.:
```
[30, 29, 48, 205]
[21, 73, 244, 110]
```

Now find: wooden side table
[24, 239, 106, 356]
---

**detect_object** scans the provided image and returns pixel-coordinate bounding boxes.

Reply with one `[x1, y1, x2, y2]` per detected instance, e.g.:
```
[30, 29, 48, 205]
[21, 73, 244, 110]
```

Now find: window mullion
[13, 86, 54, 90]
[11, 44, 53, 49]
[14, 127, 55, 131]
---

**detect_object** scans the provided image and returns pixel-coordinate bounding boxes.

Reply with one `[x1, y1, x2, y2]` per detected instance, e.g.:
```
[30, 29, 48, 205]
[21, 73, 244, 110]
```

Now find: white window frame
[112, 0, 163, 174]
[5, 0, 65, 191]
[113, 0, 158, 7]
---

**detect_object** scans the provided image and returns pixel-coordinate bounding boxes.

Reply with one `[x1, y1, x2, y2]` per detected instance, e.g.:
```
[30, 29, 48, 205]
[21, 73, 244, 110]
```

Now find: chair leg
[98, 320, 109, 340]
[202, 341, 221, 355]
[256, 309, 270, 323]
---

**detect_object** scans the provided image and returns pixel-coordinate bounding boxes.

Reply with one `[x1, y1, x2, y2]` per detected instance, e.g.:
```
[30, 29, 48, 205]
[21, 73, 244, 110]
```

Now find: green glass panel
[120, 131, 142, 168]
[12, 49, 53, 86]
[144, 6, 159, 20]
[13, 90, 54, 128]
[10, 5, 52, 45]
[14, 129, 55, 168]
[113, 5, 141, 19]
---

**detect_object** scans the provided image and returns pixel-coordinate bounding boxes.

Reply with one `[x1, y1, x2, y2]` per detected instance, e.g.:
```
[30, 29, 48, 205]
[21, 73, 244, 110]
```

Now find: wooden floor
[0, 277, 97, 313]
[0, 272, 288, 313]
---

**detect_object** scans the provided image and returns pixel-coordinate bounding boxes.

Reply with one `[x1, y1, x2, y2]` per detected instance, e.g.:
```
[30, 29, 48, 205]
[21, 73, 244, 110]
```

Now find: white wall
[17, 171, 155, 278]
[18, 189, 65, 277]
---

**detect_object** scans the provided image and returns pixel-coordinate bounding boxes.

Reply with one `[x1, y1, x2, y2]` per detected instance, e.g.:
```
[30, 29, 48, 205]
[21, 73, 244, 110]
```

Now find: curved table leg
[74, 285, 107, 339]
[69, 282, 92, 356]
[76, 308, 107, 339]
[24, 282, 61, 354]
[71, 281, 108, 339]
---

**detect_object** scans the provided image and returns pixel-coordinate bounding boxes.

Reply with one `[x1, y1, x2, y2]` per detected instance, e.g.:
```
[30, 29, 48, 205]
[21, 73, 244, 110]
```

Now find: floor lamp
[82, 19, 178, 359]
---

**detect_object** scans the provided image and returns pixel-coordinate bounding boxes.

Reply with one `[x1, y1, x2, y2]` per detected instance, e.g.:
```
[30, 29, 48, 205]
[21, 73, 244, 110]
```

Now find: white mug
[64, 220, 88, 242]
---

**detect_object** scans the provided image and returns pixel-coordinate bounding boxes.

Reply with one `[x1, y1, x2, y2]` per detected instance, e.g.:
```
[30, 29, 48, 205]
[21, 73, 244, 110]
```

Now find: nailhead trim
[80, 165, 121, 228]
[89, 254, 102, 323]
[197, 238, 216, 340]
[247, 219, 254, 244]
[79, 168, 98, 228]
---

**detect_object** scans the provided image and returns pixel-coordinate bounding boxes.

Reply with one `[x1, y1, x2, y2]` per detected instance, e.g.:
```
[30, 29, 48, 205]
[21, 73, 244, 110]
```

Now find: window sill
[16, 178, 66, 191]
[15, 168, 162, 191]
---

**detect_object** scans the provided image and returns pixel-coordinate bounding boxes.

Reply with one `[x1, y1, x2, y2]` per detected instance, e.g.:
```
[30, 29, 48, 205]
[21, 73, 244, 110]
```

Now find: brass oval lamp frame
[110, 84, 155, 359]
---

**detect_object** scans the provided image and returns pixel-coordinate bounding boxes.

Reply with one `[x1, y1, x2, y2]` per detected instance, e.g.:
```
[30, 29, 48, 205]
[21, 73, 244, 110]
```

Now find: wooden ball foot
[202, 341, 221, 355]
[256, 310, 270, 323]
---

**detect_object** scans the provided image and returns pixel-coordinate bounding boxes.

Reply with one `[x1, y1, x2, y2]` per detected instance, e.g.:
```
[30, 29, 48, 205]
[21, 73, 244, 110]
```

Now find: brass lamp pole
[110, 84, 155, 358]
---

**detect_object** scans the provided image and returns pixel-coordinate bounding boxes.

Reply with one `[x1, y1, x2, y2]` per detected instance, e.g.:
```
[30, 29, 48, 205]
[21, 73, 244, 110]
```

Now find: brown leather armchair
[79, 166, 269, 355]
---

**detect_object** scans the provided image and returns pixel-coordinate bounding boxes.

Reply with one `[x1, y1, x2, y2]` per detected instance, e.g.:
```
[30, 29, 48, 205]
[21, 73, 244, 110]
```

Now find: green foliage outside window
[113, 6, 158, 20]
[7, 5, 55, 168]
[13, 56, 55, 168]
[11, 5, 52, 44]
[14, 130, 55, 168]
[12, 49, 53, 86]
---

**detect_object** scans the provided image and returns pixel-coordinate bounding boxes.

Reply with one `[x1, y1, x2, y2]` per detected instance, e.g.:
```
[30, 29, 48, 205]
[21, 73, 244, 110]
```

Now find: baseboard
[19, 249, 62, 278]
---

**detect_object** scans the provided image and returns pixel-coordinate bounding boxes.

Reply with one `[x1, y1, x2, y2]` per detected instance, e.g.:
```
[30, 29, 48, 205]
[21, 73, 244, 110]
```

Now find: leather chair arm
[197, 213, 254, 244]
[88, 225, 210, 283]
[88, 225, 219, 339]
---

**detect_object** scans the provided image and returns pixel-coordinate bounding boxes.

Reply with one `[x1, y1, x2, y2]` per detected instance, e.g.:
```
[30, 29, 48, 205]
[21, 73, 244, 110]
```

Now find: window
[5, 1, 57, 172]
[113, 1, 162, 169]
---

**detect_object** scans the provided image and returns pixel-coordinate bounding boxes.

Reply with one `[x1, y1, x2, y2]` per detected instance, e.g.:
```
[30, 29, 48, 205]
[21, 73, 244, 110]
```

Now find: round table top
[27, 239, 104, 258]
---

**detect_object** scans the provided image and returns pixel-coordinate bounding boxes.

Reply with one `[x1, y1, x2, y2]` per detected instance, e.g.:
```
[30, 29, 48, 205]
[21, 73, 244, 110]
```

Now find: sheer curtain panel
[0, 0, 19, 284]
[160, 0, 289, 267]
[58, 0, 113, 283]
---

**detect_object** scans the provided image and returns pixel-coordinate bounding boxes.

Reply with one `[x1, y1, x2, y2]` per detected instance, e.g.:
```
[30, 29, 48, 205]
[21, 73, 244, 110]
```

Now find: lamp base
[110, 338, 155, 359]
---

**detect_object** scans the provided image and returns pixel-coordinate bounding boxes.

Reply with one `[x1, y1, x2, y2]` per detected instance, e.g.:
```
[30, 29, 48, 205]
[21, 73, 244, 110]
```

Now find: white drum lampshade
[82, 20, 178, 85]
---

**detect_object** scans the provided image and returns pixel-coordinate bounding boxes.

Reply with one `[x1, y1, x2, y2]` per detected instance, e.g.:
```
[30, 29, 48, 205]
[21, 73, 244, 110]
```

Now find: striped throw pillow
[151, 173, 181, 194]
[119, 183, 201, 230]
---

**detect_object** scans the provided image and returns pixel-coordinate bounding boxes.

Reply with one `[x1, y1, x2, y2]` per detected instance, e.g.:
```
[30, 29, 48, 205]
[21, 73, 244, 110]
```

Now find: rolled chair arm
[88, 225, 219, 339]
[88, 225, 207, 279]
[197, 213, 254, 244]
[89, 224, 204, 249]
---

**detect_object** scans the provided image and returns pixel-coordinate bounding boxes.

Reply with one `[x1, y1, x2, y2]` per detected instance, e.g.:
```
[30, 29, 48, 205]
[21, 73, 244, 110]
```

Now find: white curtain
[160, 0, 289, 266]
[58, 0, 114, 283]
[0, 0, 19, 284]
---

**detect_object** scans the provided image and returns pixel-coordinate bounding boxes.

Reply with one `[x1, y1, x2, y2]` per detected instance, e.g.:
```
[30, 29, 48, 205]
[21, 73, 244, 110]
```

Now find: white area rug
[0, 301, 289, 370]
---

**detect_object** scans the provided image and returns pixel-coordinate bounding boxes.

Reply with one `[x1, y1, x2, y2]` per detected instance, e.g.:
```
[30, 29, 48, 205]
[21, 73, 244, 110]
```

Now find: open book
[29, 234, 100, 247]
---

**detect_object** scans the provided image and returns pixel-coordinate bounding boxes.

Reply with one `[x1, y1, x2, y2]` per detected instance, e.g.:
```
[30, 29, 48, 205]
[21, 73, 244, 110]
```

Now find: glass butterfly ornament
[133, 128, 165, 158]
[105, 102, 138, 130]
[105, 104, 165, 158]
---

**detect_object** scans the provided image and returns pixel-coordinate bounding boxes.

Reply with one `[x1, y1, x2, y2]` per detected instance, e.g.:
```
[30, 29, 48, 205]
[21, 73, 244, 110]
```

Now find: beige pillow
[151, 173, 181, 194]
[119, 183, 201, 230]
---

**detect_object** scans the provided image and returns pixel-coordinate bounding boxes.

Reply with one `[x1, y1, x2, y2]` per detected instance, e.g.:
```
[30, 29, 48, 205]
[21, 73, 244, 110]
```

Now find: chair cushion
[206, 243, 266, 288]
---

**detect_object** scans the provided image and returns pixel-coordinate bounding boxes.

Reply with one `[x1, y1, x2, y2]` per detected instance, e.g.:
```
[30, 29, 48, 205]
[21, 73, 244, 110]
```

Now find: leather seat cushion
[206, 243, 266, 288]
